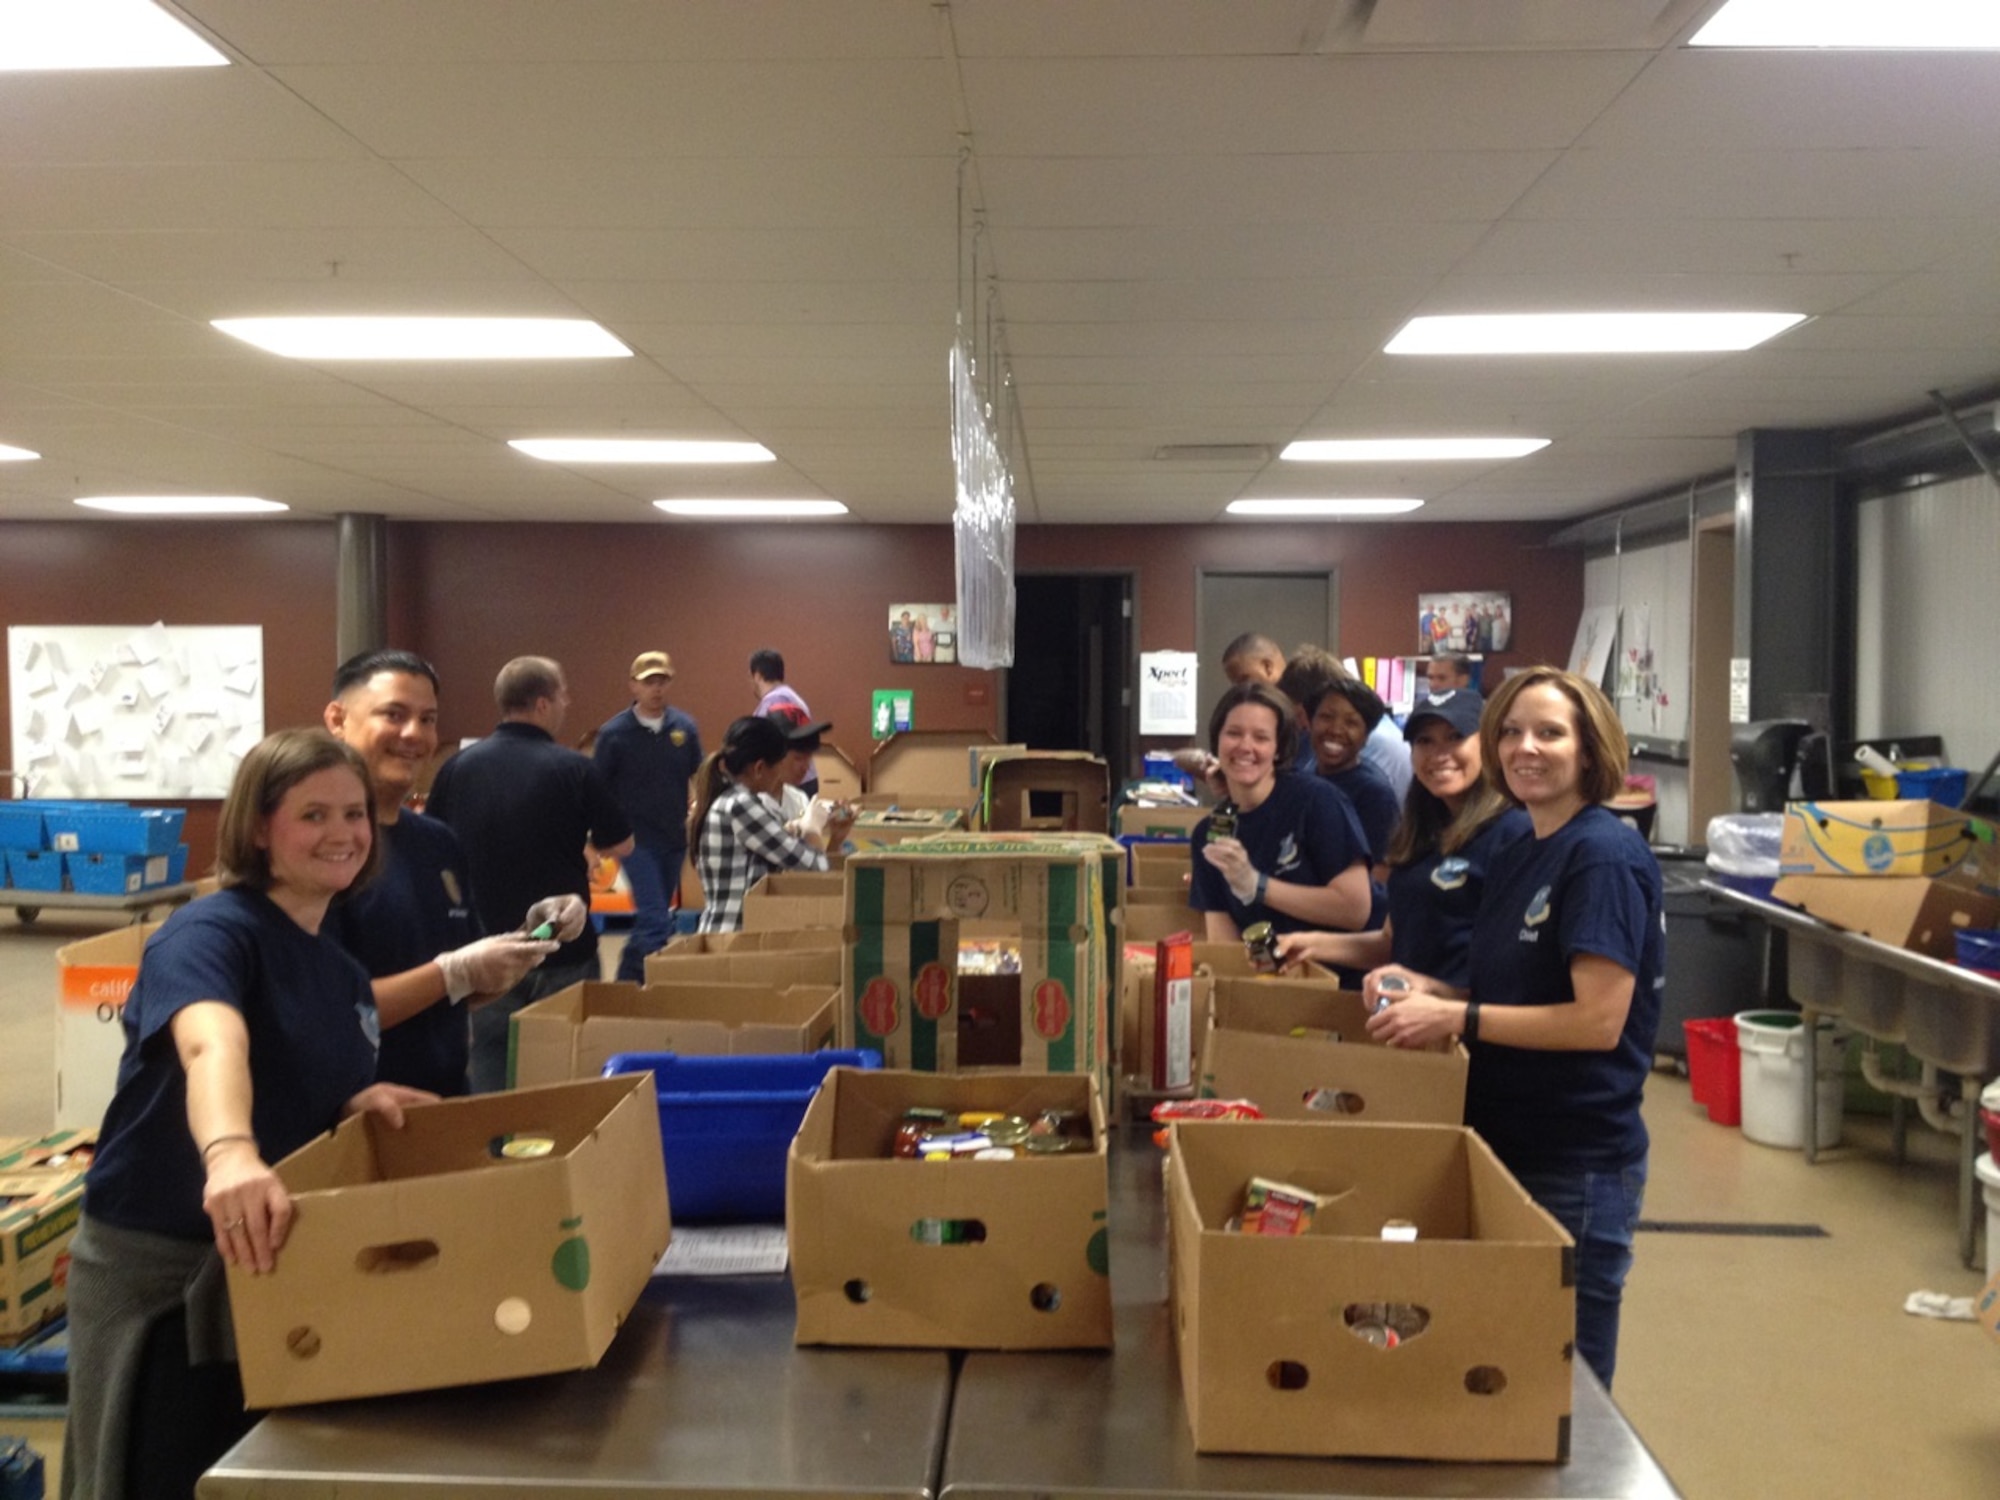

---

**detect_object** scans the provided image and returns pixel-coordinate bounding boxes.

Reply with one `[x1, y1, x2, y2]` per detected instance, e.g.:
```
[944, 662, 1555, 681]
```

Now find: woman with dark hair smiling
[1364, 667, 1663, 1389]
[1189, 680, 1375, 943]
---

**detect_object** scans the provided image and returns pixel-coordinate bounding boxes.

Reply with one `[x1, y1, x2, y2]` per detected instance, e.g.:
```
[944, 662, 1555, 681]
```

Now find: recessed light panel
[0, 444, 40, 462]
[1226, 499, 1425, 518]
[1281, 438, 1549, 461]
[653, 499, 847, 519]
[212, 318, 631, 360]
[0, 0, 228, 71]
[511, 439, 774, 464]
[1691, 0, 2000, 48]
[1386, 312, 1806, 354]
[75, 496, 288, 516]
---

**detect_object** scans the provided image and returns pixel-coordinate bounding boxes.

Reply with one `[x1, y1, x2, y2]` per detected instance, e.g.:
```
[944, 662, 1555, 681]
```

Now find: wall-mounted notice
[8, 623, 265, 798]
[1139, 651, 1199, 736]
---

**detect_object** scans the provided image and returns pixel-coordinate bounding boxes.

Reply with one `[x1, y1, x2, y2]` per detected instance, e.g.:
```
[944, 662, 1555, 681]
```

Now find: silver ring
[224, 1217, 246, 1231]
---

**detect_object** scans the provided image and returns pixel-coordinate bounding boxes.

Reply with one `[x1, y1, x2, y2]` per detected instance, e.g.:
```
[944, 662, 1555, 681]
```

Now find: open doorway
[1003, 573, 1134, 777]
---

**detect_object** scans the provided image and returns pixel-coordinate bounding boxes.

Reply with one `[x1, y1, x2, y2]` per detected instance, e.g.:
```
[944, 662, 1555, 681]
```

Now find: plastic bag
[1705, 813, 1785, 877]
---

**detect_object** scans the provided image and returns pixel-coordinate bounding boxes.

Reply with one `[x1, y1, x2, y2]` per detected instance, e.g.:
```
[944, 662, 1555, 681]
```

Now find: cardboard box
[1122, 902, 1202, 945]
[643, 946, 843, 990]
[661, 928, 842, 955]
[1116, 947, 1211, 1101]
[813, 743, 865, 802]
[1770, 874, 2000, 958]
[54, 922, 164, 1131]
[868, 730, 1000, 805]
[981, 753, 1111, 836]
[227, 1075, 669, 1408]
[1780, 800, 2000, 889]
[1167, 1119, 1574, 1461]
[1199, 977, 1468, 1124]
[0, 1129, 94, 1343]
[788, 1068, 1112, 1350]
[1127, 839, 1194, 890]
[1190, 943, 1337, 984]
[741, 871, 847, 932]
[1116, 803, 1206, 839]
[844, 835, 1118, 1095]
[841, 806, 966, 855]
[510, 980, 839, 1089]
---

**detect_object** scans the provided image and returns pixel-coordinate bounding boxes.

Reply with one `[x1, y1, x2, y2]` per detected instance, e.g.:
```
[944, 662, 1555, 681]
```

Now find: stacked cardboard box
[510, 979, 840, 1087]
[0, 1129, 94, 1342]
[1775, 799, 2000, 955]
[740, 872, 846, 932]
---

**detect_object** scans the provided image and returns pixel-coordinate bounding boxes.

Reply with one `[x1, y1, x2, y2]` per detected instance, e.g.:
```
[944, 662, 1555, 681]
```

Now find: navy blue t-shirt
[1464, 804, 1665, 1174]
[1386, 807, 1533, 988]
[323, 812, 479, 1096]
[593, 706, 703, 852]
[85, 888, 378, 1241]
[1189, 773, 1374, 936]
[1320, 759, 1402, 864]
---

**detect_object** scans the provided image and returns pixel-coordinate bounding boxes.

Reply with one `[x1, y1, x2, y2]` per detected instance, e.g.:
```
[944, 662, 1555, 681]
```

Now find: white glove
[1225, 863, 1261, 904]
[802, 798, 835, 837]
[522, 894, 589, 943]
[436, 934, 558, 1003]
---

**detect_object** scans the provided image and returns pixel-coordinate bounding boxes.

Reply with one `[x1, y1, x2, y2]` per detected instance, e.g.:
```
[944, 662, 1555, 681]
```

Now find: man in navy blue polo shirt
[594, 650, 703, 982]
[427, 655, 634, 1092]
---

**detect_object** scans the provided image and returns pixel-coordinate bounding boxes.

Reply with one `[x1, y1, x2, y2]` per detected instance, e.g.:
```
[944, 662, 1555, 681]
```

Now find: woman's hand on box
[202, 1140, 291, 1275]
[342, 1082, 437, 1131]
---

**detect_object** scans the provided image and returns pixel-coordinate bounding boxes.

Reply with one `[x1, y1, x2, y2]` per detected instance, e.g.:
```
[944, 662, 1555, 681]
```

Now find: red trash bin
[1683, 1017, 1742, 1127]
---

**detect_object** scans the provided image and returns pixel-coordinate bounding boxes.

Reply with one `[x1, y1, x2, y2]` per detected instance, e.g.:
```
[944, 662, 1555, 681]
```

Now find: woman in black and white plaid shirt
[689, 716, 848, 933]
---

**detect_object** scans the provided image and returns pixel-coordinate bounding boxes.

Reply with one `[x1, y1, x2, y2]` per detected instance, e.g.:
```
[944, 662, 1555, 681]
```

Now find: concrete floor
[3, 907, 1998, 1496]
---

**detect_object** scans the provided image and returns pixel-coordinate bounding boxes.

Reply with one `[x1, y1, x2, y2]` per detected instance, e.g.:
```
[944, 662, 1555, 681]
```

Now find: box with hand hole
[788, 1068, 1112, 1350]
[225, 1074, 669, 1407]
[1167, 1119, 1573, 1462]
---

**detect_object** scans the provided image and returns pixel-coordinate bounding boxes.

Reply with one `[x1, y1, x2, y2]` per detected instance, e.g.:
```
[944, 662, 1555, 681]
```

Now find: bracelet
[1253, 870, 1269, 905]
[1461, 1001, 1482, 1044]
[199, 1133, 257, 1163]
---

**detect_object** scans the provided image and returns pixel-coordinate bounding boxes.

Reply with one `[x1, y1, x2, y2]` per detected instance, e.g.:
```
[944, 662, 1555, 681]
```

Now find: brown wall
[2, 517, 1581, 873]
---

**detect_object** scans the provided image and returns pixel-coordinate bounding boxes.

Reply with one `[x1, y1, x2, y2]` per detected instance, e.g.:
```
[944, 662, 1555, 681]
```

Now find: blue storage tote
[601, 1049, 880, 1222]
[47, 806, 182, 856]
[5, 849, 64, 893]
[0, 800, 114, 851]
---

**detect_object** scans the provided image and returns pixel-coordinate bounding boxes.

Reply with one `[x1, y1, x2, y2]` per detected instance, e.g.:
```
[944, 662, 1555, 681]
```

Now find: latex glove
[436, 933, 558, 1002]
[523, 893, 589, 943]
[1201, 839, 1260, 904]
[801, 797, 835, 837]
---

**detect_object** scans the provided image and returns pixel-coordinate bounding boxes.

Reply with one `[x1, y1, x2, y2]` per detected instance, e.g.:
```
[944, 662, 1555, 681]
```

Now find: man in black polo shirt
[426, 655, 635, 1092]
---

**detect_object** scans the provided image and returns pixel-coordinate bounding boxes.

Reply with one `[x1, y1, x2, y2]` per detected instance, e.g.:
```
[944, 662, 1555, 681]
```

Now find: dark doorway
[1005, 573, 1134, 779]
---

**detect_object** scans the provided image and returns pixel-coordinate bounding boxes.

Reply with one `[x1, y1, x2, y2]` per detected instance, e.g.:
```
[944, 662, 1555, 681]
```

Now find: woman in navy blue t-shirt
[1364, 668, 1663, 1390]
[1277, 689, 1529, 987]
[66, 731, 437, 1500]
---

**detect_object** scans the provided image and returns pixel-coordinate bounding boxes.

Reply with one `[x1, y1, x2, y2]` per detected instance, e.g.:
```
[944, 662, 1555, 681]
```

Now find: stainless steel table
[941, 1130, 1683, 1500]
[199, 1273, 953, 1498]
[1706, 882, 2000, 1268]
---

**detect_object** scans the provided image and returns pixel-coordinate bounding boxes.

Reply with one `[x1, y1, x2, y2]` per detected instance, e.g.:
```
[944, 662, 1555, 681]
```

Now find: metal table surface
[941, 1129, 1683, 1500]
[199, 1271, 953, 1498]
[1705, 881, 2000, 1267]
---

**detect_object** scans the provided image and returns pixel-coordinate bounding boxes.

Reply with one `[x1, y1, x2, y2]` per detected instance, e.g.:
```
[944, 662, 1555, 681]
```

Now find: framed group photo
[887, 603, 957, 664]
[1417, 591, 1512, 655]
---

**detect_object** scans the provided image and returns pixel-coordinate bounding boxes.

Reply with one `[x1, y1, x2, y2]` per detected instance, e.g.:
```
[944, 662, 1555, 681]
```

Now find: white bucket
[1979, 1154, 2000, 1280]
[1734, 1011, 1844, 1150]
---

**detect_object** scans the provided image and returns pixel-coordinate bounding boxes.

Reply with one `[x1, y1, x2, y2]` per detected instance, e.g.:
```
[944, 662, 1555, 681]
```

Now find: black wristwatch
[1462, 1000, 1482, 1043]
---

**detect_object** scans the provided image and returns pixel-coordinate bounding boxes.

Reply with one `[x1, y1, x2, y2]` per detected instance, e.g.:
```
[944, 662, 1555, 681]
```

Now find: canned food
[1242, 921, 1280, 973]
[984, 1116, 1032, 1146]
[957, 1111, 1006, 1129]
[1373, 971, 1409, 1015]
[1208, 802, 1239, 840]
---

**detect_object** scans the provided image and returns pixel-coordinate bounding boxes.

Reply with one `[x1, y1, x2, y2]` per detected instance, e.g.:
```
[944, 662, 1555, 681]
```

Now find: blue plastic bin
[5, 849, 64, 893]
[601, 1049, 880, 1222]
[48, 807, 183, 856]
[0, 800, 113, 851]
[1895, 766, 1969, 808]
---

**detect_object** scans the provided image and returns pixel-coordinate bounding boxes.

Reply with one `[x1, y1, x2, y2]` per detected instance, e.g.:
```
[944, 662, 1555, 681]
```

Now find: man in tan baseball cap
[593, 650, 702, 980]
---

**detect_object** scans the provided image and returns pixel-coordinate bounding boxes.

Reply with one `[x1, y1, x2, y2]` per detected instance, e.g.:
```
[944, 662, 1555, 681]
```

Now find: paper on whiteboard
[1139, 651, 1200, 736]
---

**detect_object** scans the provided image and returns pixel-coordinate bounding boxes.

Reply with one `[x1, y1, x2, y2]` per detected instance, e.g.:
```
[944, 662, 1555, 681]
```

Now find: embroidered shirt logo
[1431, 856, 1471, 892]
[669, 729, 688, 747]
[1274, 833, 1301, 874]
[1518, 883, 1553, 942]
[441, 870, 463, 906]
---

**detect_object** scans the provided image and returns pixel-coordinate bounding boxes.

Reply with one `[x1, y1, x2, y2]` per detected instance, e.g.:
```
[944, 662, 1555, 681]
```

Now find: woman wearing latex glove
[521, 892, 591, 943]
[65, 730, 440, 1499]
[1188, 682, 1375, 944]
[1365, 667, 1663, 1392]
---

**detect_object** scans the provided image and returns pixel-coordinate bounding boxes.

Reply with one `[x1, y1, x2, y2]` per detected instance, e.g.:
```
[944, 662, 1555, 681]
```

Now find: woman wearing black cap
[1276, 689, 1528, 988]
[688, 716, 852, 933]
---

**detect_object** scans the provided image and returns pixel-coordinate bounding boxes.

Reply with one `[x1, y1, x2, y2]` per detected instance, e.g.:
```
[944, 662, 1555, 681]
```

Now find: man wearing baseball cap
[593, 650, 703, 981]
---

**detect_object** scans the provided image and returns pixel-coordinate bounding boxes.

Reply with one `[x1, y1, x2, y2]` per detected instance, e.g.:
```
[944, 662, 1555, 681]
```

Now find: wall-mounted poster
[1568, 606, 1621, 690]
[1417, 592, 1512, 655]
[8, 623, 265, 798]
[887, 603, 957, 664]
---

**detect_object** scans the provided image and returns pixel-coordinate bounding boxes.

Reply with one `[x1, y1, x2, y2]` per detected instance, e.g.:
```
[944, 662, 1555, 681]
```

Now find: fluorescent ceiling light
[0, 0, 228, 71]
[1227, 499, 1425, 518]
[1281, 438, 1549, 462]
[212, 318, 631, 361]
[0, 444, 40, 462]
[653, 499, 848, 519]
[1691, 1, 2000, 48]
[511, 439, 774, 464]
[1387, 312, 1806, 355]
[75, 496, 288, 516]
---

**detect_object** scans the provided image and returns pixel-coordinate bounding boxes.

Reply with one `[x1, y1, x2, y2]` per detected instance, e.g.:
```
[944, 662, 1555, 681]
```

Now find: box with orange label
[843, 834, 1116, 1096]
[54, 922, 165, 1130]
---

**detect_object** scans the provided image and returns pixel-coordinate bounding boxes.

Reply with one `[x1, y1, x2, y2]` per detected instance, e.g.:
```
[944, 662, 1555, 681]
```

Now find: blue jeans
[469, 956, 599, 1093]
[615, 841, 684, 984]
[1509, 1158, 1648, 1390]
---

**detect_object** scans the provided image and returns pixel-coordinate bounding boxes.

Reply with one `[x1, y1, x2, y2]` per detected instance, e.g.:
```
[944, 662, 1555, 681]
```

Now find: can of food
[1208, 802, 1238, 840]
[1242, 921, 1281, 973]
[1373, 971, 1409, 1015]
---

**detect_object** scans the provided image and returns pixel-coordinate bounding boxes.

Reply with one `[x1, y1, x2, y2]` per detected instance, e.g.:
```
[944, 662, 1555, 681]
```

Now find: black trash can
[1655, 848, 1772, 1060]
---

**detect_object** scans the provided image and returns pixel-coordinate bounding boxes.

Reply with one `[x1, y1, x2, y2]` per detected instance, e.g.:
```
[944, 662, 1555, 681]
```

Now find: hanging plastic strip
[950, 326, 1016, 668]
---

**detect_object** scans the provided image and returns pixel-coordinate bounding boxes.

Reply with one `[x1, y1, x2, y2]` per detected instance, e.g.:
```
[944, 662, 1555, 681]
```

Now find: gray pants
[467, 956, 600, 1092]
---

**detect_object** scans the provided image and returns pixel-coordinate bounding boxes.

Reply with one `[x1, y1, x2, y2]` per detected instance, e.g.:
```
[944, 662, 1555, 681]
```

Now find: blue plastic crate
[0, 800, 113, 851]
[601, 1049, 881, 1222]
[166, 843, 190, 884]
[47, 806, 183, 856]
[4, 849, 64, 893]
[65, 850, 166, 896]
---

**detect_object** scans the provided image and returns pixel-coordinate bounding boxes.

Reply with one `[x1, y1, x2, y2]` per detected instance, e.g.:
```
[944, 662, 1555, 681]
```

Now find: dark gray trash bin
[1655, 849, 1771, 1060]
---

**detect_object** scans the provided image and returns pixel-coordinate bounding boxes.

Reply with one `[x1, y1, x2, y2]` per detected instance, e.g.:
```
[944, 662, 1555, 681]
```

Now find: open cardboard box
[1771, 874, 2000, 958]
[662, 928, 842, 955]
[1117, 803, 1206, 840]
[1199, 976, 1468, 1124]
[1168, 1119, 1573, 1462]
[1780, 799, 2000, 890]
[511, 979, 839, 1087]
[1126, 839, 1195, 890]
[644, 945, 843, 990]
[867, 730, 1000, 808]
[227, 1075, 669, 1408]
[0, 1128, 95, 1342]
[842, 805, 967, 855]
[54, 921, 166, 1130]
[789, 1068, 1111, 1350]
[980, 752, 1111, 835]
[741, 871, 847, 932]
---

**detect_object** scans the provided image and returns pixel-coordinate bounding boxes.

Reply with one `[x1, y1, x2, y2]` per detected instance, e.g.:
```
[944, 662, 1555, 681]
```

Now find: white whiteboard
[8, 624, 265, 798]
